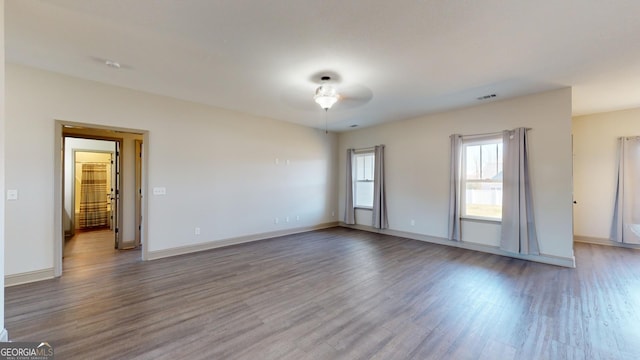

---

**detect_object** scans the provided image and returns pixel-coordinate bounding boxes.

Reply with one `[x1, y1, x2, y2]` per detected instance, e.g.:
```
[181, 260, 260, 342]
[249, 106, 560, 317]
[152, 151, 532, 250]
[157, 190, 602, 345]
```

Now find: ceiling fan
[314, 76, 339, 111]
[281, 72, 373, 112]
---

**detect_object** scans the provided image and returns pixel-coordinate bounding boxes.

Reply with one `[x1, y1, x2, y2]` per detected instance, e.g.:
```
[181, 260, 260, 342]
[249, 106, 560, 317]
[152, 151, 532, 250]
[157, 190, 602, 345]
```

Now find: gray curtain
[448, 134, 462, 241]
[610, 137, 640, 244]
[344, 149, 356, 225]
[372, 145, 388, 229]
[500, 128, 539, 254]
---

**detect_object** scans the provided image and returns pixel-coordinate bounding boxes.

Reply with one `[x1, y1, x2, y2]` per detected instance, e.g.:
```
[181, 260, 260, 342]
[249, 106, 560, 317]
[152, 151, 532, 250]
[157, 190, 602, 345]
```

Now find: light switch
[7, 189, 18, 201]
[153, 187, 166, 196]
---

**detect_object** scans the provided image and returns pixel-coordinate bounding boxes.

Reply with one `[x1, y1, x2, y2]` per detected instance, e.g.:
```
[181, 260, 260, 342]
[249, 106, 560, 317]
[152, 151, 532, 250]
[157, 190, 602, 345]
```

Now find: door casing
[55, 120, 149, 277]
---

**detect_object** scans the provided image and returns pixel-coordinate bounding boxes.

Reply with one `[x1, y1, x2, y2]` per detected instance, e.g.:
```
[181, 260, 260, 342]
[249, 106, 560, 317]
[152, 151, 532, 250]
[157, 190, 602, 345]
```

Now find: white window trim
[461, 216, 501, 224]
[354, 151, 375, 209]
[460, 135, 503, 222]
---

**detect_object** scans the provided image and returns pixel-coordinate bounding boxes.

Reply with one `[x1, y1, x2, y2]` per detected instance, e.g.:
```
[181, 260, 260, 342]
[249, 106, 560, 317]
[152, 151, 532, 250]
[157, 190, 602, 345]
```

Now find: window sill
[355, 207, 373, 211]
[461, 217, 501, 225]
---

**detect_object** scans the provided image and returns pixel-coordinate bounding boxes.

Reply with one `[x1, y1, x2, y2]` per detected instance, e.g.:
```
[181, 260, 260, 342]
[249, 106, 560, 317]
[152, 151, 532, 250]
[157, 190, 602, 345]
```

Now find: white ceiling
[6, 1, 640, 131]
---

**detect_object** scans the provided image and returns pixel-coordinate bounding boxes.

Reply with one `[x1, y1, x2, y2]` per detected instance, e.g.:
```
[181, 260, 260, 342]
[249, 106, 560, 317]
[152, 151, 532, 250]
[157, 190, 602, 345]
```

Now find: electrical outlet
[296, 215, 300, 221]
[274, 217, 279, 224]
[286, 216, 290, 223]
[195, 227, 201, 235]
[410, 219, 415, 226]
[331, 211, 335, 217]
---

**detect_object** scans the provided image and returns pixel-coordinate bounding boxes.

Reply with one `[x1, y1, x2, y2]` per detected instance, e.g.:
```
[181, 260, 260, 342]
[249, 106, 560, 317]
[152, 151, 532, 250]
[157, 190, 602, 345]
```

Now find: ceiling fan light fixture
[314, 83, 339, 110]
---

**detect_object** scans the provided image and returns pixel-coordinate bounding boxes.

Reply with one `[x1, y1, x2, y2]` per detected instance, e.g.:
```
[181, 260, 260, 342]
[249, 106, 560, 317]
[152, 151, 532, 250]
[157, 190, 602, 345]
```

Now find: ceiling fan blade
[334, 84, 373, 110]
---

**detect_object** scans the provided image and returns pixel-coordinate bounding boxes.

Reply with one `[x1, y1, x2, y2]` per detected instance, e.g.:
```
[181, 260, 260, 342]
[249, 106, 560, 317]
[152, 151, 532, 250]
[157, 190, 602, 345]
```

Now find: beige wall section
[1, 0, 7, 340]
[573, 107, 640, 240]
[338, 88, 574, 261]
[5, 63, 339, 276]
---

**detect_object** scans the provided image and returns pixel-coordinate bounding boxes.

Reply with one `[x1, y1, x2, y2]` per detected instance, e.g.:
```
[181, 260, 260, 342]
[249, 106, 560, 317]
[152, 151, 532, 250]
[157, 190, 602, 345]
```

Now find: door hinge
[115, 228, 119, 234]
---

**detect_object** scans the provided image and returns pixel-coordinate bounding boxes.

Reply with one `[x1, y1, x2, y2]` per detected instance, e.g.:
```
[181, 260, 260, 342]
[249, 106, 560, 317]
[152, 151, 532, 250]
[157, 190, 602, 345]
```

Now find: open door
[135, 139, 143, 248]
[113, 140, 122, 249]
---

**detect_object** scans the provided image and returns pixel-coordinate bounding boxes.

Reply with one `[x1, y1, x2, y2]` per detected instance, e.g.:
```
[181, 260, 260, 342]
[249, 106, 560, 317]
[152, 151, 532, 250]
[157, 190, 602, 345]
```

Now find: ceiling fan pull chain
[325, 109, 328, 134]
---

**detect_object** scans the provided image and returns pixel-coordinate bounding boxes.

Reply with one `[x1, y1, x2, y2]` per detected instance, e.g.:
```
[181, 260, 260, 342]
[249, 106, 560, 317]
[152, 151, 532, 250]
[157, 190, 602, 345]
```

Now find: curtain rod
[353, 146, 376, 153]
[458, 127, 533, 138]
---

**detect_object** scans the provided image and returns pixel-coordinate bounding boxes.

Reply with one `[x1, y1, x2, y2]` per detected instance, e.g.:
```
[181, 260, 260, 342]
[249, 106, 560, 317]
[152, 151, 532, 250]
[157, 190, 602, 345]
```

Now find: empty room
[1, 1, 640, 359]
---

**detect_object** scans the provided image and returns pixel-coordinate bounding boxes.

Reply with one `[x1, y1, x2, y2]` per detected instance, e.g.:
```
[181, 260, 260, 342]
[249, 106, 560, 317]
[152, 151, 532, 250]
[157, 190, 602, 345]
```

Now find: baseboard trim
[341, 223, 576, 268]
[574, 235, 640, 249]
[148, 222, 340, 261]
[0, 328, 8, 342]
[5, 268, 55, 287]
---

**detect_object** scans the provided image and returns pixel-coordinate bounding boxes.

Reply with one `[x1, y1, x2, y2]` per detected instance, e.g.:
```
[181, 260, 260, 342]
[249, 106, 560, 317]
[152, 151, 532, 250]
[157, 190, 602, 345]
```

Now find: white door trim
[54, 120, 150, 277]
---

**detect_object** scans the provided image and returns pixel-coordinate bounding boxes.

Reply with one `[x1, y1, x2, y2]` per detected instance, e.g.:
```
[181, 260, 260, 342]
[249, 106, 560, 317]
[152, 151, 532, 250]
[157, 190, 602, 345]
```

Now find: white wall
[0, 0, 7, 340]
[573, 107, 640, 240]
[338, 88, 574, 262]
[5, 63, 338, 276]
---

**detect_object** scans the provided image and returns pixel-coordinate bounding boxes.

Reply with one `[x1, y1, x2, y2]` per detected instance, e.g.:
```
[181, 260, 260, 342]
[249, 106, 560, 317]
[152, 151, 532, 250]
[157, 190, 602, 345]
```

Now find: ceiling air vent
[477, 94, 497, 101]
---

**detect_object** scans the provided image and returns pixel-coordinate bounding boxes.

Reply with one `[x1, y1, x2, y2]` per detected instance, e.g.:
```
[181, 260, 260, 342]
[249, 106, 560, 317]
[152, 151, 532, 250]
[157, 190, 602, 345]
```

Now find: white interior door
[114, 141, 122, 249]
[135, 139, 143, 248]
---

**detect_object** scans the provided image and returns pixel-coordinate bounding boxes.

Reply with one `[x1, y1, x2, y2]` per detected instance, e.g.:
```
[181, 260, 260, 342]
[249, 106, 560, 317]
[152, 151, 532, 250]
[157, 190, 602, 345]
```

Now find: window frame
[460, 135, 503, 222]
[353, 151, 375, 209]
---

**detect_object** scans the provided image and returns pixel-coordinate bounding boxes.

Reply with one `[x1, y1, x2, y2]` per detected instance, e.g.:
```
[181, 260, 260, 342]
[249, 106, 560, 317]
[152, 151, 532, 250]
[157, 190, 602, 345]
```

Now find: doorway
[64, 137, 124, 251]
[55, 121, 148, 277]
[65, 145, 115, 238]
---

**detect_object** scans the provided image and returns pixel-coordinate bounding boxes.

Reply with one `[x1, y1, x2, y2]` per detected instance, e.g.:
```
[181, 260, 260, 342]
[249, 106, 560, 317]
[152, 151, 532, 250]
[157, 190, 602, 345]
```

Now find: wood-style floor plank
[6, 227, 640, 359]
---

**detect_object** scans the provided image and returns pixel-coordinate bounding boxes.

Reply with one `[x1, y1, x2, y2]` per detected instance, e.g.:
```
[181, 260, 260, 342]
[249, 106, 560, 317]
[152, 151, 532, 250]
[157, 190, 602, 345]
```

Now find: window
[462, 136, 503, 220]
[354, 152, 375, 208]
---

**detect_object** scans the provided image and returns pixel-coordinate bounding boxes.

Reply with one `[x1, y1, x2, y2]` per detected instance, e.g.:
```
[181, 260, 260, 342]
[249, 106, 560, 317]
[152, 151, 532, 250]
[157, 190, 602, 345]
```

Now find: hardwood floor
[6, 227, 640, 359]
[63, 229, 140, 272]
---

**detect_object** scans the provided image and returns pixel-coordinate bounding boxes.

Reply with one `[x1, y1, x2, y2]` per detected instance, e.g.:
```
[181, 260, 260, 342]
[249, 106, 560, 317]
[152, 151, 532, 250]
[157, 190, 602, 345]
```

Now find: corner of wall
[1, 0, 7, 339]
